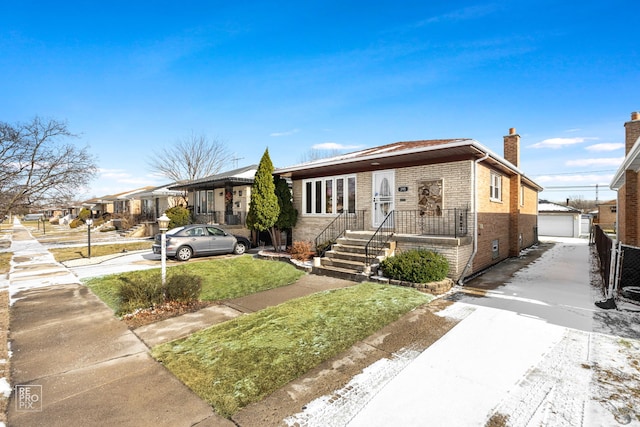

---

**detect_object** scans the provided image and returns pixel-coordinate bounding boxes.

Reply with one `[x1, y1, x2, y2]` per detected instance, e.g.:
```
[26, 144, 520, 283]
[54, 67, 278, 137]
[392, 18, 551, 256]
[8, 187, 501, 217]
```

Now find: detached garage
[538, 200, 582, 237]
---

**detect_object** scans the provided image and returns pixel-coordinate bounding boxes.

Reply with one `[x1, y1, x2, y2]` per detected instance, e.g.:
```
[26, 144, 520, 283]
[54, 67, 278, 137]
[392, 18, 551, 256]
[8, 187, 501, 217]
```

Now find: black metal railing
[364, 208, 469, 266]
[365, 211, 395, 266]
[314, 211, 365, 257]
[390, 209, 468, 236]
[194, 211, 247, 226]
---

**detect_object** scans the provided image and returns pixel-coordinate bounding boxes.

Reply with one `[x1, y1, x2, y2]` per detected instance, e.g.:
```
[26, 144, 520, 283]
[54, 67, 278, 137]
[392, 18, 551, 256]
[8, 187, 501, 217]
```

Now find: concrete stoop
[313, 231, 392, 282]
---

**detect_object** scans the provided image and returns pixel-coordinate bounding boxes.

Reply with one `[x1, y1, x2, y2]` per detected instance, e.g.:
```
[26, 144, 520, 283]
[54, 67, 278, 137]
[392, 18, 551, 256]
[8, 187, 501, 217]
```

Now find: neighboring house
[82, 186, 154, 218]
[595, 199, 617, 230]
[538, 200, 582, 237]
[610, 112, 640, 246]
[275, 128, 542, 282]
[169, 165, 257, 228]
[132, 183, 187, 222]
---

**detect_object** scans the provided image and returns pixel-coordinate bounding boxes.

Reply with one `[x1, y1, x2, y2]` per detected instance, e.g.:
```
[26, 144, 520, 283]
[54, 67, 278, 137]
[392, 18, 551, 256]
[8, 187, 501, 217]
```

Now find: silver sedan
[152, 224, 247, 261]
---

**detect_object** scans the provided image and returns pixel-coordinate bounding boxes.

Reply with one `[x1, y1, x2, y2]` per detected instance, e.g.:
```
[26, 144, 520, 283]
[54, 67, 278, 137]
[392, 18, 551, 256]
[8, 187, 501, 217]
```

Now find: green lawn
[84, 255, 305, 312]
[151, 282, 432, 417]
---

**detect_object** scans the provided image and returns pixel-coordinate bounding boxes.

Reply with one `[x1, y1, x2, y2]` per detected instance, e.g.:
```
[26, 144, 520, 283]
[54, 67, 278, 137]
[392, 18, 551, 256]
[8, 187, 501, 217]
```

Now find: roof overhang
[275, 139, 543, 191]
[170, 177, 254, 191]
[611, 135, 640, 190]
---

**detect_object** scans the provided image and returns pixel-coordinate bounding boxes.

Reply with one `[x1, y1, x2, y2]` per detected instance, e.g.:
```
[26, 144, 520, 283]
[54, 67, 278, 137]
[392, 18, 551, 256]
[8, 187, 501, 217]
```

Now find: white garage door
[539, 214, 575, 237]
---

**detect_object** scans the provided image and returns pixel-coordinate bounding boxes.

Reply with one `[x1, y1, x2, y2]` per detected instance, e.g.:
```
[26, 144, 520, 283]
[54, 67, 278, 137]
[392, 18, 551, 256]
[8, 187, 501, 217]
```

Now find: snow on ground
[286, 238, 640, 426]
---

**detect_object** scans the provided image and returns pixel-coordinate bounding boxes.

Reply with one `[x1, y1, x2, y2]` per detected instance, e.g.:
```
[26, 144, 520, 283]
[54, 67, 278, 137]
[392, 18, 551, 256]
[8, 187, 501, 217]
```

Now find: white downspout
[459, 152, 490, 285]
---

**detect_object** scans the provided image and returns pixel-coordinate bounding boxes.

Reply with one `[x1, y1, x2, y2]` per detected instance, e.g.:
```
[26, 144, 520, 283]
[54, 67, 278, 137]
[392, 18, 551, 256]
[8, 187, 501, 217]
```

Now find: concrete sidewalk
[6, 223, 233, 427]
[5, 223, 358, 426]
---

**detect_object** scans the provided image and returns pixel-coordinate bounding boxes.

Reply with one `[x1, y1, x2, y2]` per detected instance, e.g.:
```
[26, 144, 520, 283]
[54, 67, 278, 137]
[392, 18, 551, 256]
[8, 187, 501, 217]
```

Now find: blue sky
[2, 1, 638, 203]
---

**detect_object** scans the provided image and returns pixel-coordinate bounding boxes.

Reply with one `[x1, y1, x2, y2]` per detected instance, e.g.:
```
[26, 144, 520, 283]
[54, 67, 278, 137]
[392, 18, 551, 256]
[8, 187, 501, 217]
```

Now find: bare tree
[298, 148, 342, 164]
[0, 117, 98, 217]
[147, 132, 233, 182]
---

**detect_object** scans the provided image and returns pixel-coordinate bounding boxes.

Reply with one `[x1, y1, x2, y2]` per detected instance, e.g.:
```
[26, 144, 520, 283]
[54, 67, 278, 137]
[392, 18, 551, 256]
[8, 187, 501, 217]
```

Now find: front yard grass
[151, 282, 432, 418]
[50, 241, 153, 262]
[84, 255, 305, 312]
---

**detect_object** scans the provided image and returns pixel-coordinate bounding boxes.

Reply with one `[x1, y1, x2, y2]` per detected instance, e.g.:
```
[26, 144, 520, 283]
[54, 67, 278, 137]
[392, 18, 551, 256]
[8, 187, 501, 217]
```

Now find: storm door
[372, 170, 395, 228]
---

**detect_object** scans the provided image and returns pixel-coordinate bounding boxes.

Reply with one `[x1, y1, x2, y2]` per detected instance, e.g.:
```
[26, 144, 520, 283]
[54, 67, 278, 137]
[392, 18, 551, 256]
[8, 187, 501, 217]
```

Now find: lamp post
[157, 214, 170, 286]
[41, 217, 46, 235]
[86, 218, 94, 258]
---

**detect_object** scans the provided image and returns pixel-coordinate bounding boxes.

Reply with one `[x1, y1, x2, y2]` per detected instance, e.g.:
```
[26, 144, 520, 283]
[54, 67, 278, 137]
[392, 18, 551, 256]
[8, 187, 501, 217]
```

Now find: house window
[303, 175, 357, 215]
[490, 172, 502, 202]
[520, 186, 524, 206]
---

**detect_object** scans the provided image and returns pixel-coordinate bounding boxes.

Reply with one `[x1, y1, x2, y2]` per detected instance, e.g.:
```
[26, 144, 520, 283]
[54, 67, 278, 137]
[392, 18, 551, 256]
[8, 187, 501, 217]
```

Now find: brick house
[595, 199, 617, 231]
[275, 128, 542, 282]
[610, 112, 640, 246]
[169, 165, 257, 229]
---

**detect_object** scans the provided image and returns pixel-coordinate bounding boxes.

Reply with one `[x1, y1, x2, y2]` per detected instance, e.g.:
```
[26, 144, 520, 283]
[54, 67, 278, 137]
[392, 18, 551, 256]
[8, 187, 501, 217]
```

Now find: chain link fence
[592, 224, 640, 306]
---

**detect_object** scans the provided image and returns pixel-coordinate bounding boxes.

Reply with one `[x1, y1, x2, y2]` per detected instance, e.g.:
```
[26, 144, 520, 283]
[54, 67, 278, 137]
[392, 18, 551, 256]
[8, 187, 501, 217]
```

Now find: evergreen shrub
[380, 249, 449, 283]
[165, 206, 191, 229]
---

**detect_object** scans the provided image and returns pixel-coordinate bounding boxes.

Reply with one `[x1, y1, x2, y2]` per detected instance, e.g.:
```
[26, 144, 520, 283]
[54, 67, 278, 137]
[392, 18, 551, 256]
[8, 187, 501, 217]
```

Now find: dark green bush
[166, 205, 191, 229]
[116, 270, 202, 314]
[164, 272, 203, 302]
[380, 249, 449, 283]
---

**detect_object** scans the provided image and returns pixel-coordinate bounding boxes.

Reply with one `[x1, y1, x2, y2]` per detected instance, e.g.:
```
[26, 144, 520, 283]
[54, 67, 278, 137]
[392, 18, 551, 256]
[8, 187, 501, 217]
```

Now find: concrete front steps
[312, 231, 393, 282]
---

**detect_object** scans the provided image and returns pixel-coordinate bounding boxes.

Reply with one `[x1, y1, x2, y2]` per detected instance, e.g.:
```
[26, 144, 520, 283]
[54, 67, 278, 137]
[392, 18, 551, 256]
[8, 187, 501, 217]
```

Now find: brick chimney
[503, 127, 520, 168]
[625, 112, 640, 154]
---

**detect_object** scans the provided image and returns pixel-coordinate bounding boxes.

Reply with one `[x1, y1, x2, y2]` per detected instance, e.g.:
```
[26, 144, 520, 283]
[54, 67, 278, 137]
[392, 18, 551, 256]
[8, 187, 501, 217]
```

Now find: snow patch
[0, 378, 10, 398]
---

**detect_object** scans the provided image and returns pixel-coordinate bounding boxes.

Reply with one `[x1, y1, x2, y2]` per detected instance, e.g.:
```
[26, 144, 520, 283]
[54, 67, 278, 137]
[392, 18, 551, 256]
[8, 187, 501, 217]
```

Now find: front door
[372, 170, 395, 227]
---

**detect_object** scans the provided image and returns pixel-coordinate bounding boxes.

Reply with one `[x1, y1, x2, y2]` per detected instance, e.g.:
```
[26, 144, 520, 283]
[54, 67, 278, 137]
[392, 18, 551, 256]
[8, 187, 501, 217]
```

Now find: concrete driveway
[286, 238, 640, 426]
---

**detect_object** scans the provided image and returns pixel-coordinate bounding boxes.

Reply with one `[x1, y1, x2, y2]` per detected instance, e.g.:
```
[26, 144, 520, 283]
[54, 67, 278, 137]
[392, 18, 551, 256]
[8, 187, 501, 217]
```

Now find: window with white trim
[490, 172, 502, 201]
[303, 175, 356, 214]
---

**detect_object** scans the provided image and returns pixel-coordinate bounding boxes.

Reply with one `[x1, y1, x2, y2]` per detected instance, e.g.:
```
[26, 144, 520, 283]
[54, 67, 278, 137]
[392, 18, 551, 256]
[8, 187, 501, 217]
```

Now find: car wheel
[233, 242, 246, 255]
[176, 246, 193, 261]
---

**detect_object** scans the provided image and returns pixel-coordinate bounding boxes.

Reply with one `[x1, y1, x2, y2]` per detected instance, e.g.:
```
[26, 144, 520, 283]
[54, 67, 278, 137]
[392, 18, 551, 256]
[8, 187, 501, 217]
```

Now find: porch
[311, 209, 472, 282]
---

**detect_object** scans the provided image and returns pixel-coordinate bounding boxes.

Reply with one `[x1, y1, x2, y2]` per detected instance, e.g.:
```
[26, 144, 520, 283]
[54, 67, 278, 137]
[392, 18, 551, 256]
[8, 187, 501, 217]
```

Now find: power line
[531, 169, 616, 177]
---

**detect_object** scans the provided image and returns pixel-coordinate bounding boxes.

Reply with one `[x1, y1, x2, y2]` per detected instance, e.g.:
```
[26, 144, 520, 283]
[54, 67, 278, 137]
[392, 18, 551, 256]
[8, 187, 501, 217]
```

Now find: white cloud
[419, 5, 497, 25]
[530, 137, 596, 149]
[98, 168, 131, 179]
[565, 157, 624, 167]
[585, 143, 624, 152]
[270, 129, 300, 137]
[312, 142, 363, 150]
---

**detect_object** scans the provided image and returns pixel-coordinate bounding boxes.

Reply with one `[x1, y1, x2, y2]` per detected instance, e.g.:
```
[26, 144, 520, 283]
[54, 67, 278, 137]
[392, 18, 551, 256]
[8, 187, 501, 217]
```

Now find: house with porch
[169, 165, 257, 231]
[610, 112, 640, 246]
[275, 128, 542, 282]
[133, 183, 187, 222]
